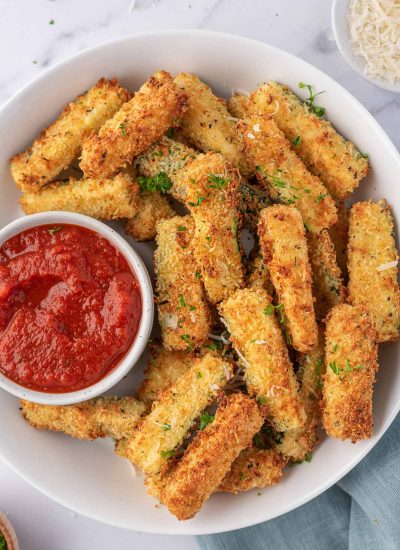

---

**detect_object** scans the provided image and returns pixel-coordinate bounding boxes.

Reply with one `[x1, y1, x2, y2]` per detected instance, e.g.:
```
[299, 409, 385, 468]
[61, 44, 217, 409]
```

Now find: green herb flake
[189, 305, 196, 311]
[195, 270, 201, 279]
[207, 174, 229, 190]
[315, 193, 327, 203]
[160, 449, 175, 459]
[161, 424, 171, 431]
[179, 294, 186, 308]
[166, 127, 175, 138]
[263, 304, 275, 316]
[0, 533, 6, 550]
[263, 303, 285, 324]
[257, 395, 267, 406]
[49, 19, 55, 25]
[48, 226, 62, 236]
[119, 122, 126, 136]
[331, 343, 339, 353]
[188, 194, 206, 207]
[305, 451, 313, 463]
[292, 135, 302, 146]
[137, 172, 172, 193]
[329, 361, 340, 375]
[298, 82, 325, 117]
[196, 372, 202, 379]
[360, 152, 369, 159]
[199, 411, 215, 430]
[240, 472, 247, 481]
[304, 221, 312, 232]
[177, 225, 186, 232]
[181, 334, 193, 350]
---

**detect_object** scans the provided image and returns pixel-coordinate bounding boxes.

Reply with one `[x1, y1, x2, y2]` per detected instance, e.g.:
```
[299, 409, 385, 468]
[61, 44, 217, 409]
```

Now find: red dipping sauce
[0, 224, 142, 392]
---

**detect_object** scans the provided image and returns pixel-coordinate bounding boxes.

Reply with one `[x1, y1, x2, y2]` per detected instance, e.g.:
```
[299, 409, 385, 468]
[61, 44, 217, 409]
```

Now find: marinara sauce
[0, 224, 142, 392]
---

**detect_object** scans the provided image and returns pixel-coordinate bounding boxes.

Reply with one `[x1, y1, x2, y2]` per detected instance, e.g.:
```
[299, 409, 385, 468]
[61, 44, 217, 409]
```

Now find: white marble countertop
[0, 0, 399, 548]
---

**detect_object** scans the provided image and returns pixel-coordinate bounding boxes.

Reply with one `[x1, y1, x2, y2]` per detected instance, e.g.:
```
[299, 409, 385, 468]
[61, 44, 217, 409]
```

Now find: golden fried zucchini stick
[174, 153, 245, 303]
[259, 205, 318, 353]
[21, 397, 145, 441]
[124, 191, 174, 241]
[227, 92, 249, 119]
[245, 249, 273, 294]
[308, 230, 345, 321]
[219, 288, 305, 431]
[174, 73, 250, 176]
[20, 173, 137, 219]
[329, 200, 349, 279]
[126, 353, 232, 477]
[348, 200, 400, 343]
[277, 327, 325, 462]
[159, 393, 263, 520]
[137, 343, 194, 408]
[237, 116, 337, 233]
[239, 180, 270, 234]
[10, 78, 130, 192]
[80, 71, 187, 178]
[249, 81, 369, 199]
[154, 216, 212, 350]
[218, 447, 285, 493]
[322, 304, 378, 442]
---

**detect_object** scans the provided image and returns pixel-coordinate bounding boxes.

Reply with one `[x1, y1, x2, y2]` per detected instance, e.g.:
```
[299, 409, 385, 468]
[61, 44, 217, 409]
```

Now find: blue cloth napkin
[198, 414, 400, 550]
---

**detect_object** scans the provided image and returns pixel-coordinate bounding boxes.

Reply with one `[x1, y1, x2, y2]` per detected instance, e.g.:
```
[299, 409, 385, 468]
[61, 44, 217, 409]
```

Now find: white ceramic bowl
[0, 211, 154, 405]
[0, 30, 399, 535]
[332, 0, 400, 93]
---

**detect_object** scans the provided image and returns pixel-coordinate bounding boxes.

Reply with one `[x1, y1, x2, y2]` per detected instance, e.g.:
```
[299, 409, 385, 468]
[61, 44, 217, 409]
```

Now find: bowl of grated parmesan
[332, 0, 400, 92]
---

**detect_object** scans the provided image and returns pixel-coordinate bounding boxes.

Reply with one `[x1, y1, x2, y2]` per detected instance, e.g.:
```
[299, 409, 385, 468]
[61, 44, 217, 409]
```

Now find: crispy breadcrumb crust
[308, 230, 345, 321]
[218, 447, 285, 493]
[227, 92, 249, 119]
[126, 353, 232, 476]
[278, 326, 325, 461]
[348, 200, 400, 343]
[174, 152, 245, 304]
[219, 288, 306, 431]
[174, 73, 251, 176]
[20, 173, 138, 219]
[137, 342, 194, 408]
[245, 248, 274, 295]
[124, 190, 175, 241]
[237, 115, 337, 233]
[322, 304, 378, 442]
[249, 81, 369, 199]
[10, 78, 130, 192]
[239, 180, 271, 235]
[329, 200, 349, 280]
[21, 397, 145, 440]
[159, 394, 263, 519]
[258, 205, 318, 353]
[80, 71, 187, 178]
[154, 216, 212, 350]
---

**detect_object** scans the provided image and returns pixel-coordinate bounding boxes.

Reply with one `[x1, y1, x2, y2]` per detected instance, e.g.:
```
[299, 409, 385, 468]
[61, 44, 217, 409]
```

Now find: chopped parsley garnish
[298, 82, 326, 117]
[329, 361, 340, 375]
[166, 127, 175, 138]
[48, 226, 62, 236]
[161, 423, 171, 431]
[160, 449, 175, 459]
[305, 451, 313, 463]
[263, 303, 285, 324]
[206, 236, 211, 242]
[49, 19, 55, 25]
[315, 193, 327, 203]
[195, 270, 201, 279]
[137, 172, 172, 193]
[208, 174, 229, 189]
[179, 294, 186, 307]
[203, 341, 222, 351]
[240, 472, 247, 481]
[0, 533, 6, 550]
[304, 221, 312, 232]
[331, 344, 339, 353]
[360, 152, 369, 159]
[292, 135, 302, 146]
[188, 194, 206, 207]
[177, 225, 186, 232]
[196, 371, 202, 378]
[257, 395, 267, 406]
[189, 305, 196, 311]
[181, 334, 193, 350]
[329, 359, 364, 376]
[199, 411, 215, 430]
[119, 122, 126, 136]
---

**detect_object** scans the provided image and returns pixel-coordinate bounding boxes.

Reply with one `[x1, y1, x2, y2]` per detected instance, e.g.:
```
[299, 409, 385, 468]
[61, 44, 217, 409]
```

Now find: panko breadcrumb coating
[137, 342, 194, 408]
[174, 152, 245, 304]
[218, 447, 285, 493]
[237, 115, 337, 233]
[219, 288, 306, 431]
[329, 200, 349, 279]
[277, 326, 325, 462]
[10, 78, 130, 192]
[308, 230, 345, 321]
[124, 190, 174, 241]
[154, 216, 212, 350]
[239, 180, 270, 234]
[21, 397, 145, 441]
[245, 248, 274, 294]
[348, 200, 400, 343]
[126, 353, 232, 477]
[20, 173, 137, 220]
[159, 394, 263, 520]
[227, 92, 249, 119]
[258, 205, 318, 353]
[174, 73, 250, 176]
[80, 71, 187, 178]
[322, 304, 378, 442]
[248, 81, 369, 199]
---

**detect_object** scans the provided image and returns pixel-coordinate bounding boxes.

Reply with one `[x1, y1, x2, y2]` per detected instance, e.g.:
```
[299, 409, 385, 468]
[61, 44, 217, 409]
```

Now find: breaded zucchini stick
[174, 73, 250, 176]
[20, 173, 137, 220]
[348, 200, 400, 343]
[277, 327, 325, 461]
[238, 115, 337, 233]
[126, 353, 232, 476]
[124, 191, 174, 241]
[174, 152, 245, 303]
[21, 397, 145, 440]
[249, 81, 369, 199]
[329, 200, 349, 279]
[219, 288, 305, 431]
[10, 78, 130, 192]
[218, 447, 285, 493]
[259, 205, 318, 353]
[322, 304, 378, 442]
[308, 230, 344, 321]
[239, 180, 270, 234]
[159, 393, 263, 520]
[154, 216, 212, 350]
[80, 71, 186, 178]
[137, 342, 193, 407]
[227, 92, 249, 119]
[245, 248, 273, 294]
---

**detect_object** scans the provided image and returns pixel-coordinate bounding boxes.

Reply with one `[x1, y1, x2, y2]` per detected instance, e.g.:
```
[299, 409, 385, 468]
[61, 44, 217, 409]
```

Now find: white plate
[0, 30, 399, 536]
[332, 0, 400, 93]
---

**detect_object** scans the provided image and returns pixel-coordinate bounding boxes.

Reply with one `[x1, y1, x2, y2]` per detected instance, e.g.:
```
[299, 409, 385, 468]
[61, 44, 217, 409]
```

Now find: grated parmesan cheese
[348, 0, 400, 84]
[377, 259, 398, 271]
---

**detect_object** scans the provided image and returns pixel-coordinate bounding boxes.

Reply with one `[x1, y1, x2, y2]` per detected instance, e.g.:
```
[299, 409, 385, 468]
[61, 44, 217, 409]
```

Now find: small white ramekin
[0, 211, 154, 405]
